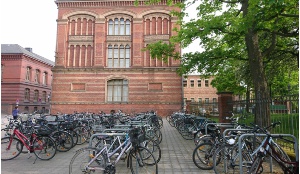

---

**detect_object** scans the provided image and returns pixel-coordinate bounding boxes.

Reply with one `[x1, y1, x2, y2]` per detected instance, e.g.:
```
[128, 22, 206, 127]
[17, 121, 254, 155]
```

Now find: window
[213, 98, 217, 103]
[198, 98, 202, 103]
[107, 79, 128, 102]
[183, 80, 187, 87]
[35, 69, 40, 84]
[25, 88, 30, 101]
[34, 90, 39, 102]
[108, 18, 131, 35]
[191, 98, 195, 102]
[205, 98, 209, 103]
[108, 44, 130, 68]
[42, 72, 48, 85]
[190, 80, 194, 87]
[24, 106, 29, 113]
[42, 91, 47, 103]
[25, 66, 31, 81]
[205, 79, 209, 87]
[197, 79, 201, 87]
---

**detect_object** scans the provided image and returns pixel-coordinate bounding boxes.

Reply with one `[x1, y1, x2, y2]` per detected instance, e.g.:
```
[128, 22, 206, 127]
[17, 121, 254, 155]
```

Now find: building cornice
[55, 0, 182, 8]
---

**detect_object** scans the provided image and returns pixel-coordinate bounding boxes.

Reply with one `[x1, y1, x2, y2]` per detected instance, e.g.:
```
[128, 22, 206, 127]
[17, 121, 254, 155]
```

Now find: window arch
[107, 44, 130, 68]
[108, 18, 131, 35]
[107, 79, 128, 102]
[42, 72, 48, 85]
[25, 66, 32, 81]
[34, 90, 39, 102]
[35, 69, 40, 84]
[25, 88, 30, 101]
[42, 91, 47, 103]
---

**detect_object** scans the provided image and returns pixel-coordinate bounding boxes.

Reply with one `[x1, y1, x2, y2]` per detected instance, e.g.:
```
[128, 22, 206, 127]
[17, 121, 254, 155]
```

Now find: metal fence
[231, 94, 299, 139]
[189, 94, 299, 138]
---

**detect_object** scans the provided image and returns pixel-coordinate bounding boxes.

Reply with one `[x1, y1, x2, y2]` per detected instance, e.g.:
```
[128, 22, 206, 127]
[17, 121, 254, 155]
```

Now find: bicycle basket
[129, 127, 145, 146]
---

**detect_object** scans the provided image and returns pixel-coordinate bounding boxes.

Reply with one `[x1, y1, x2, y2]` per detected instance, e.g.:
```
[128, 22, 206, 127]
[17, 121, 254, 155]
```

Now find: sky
[1, 0, 58, 62]
[1, 0, 199, 62]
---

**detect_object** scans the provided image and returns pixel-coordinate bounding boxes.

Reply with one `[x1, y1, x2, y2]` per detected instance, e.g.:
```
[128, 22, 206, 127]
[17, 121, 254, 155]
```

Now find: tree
[146, 0, 299, 127]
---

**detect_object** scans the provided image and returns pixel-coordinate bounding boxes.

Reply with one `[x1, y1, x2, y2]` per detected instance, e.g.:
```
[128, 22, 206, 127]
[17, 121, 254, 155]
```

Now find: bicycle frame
[238, 133, 298, 174]
[10, 128, 38, 151]
[86, 136, 132, 171]
[251, 135, 298, 174]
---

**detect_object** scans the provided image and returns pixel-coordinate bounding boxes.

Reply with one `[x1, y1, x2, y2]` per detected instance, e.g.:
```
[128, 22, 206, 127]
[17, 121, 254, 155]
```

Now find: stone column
[217, 92, 233, 123]
[185, 100, 191, 114]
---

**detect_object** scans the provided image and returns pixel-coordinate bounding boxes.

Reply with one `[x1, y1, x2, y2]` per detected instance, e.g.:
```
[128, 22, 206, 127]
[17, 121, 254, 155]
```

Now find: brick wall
[51, 0, 183, 116]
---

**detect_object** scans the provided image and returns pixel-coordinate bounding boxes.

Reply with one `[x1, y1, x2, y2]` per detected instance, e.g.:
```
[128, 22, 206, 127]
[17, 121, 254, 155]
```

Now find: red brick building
[1, 44, 54, 114]
[183, 75, 218, 113]
[51, 0, 183, 116]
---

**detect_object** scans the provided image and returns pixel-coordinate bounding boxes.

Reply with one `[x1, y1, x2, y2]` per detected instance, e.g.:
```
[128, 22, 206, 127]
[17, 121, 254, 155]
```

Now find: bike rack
[88, 132, 127, 147]
[238, 133, 298, 174]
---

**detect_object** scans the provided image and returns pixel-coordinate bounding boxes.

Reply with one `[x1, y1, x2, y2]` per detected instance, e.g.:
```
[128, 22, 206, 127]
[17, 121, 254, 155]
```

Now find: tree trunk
[242, 0, 271, 127]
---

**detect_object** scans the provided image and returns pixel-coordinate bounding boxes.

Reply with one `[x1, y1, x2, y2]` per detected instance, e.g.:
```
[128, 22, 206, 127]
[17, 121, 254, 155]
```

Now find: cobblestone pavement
[1, 115, 283, 174]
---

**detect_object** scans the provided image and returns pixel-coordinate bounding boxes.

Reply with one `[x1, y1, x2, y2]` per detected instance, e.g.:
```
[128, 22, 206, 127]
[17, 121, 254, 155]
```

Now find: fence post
[217, 92, 233, 123]
[185, 100, 191, 114]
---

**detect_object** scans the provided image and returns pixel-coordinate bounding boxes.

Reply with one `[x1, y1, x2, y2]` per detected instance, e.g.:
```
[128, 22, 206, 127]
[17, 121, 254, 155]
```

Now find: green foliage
[144, 0, 298, 96]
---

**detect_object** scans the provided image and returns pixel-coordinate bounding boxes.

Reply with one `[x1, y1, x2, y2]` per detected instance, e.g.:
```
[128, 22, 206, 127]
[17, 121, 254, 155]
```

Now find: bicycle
[213, 122, 298, 174]
[69, 126, 158, 174]
[1, 120, 57, 163]
[248, 123, 298, 174]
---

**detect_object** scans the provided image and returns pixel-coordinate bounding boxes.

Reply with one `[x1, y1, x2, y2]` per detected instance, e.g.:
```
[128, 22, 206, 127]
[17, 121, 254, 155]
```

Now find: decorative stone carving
[69, 35, 94, 42]
[106, 35, 131, 42]
[144, 35, 169, 41]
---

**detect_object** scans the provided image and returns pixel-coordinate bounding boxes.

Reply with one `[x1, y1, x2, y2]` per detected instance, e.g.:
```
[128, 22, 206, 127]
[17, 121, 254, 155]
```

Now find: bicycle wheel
[1, 137, 23, 160]
[129, 146, 158, 174]
[74, 126, 89, 145]
[146, 129, 161, 145]
[69, 147, 107, 174]
[52, 131, 74, 152]
[248, 155, 264, 174]
[33, 136, 57, 160]
[213, 144, 249, 174]
[192, 142, 215, 170]
[68, 130, 79, 147]
[141, 137, 161, 163]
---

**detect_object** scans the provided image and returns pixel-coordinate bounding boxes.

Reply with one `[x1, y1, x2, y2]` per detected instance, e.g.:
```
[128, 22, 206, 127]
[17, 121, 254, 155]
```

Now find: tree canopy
[145, 0, 299, 127]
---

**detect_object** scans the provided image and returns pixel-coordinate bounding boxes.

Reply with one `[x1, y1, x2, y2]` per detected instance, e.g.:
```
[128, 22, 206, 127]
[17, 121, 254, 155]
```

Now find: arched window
[125, 45, 130, 67]
[42, 72, 48, 85]
[108, 20, 114, 35]
[120, 18, 125, 35]
[25, 66, 31, 81]
[114, 18, 119, 35]
[34, 90, 39, 102]
[125, 19, 130, 35]
[107, 79, 128, 102]
[108, 17, 131, 35]
[42, 91, 47, 103]
[25, 88, 30, 101]
[35, 69, 40, 84]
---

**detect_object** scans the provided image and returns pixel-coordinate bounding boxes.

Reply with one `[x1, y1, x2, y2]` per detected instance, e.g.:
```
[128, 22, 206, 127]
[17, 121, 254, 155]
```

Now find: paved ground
[1, 115, 213, 174]
[1, 115, 284, 174]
